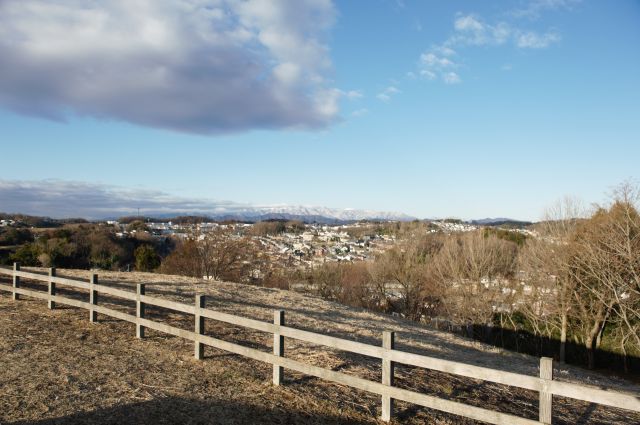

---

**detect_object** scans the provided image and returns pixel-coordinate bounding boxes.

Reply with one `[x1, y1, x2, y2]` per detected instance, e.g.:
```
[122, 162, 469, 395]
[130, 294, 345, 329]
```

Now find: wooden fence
[1, 263, 639, 424]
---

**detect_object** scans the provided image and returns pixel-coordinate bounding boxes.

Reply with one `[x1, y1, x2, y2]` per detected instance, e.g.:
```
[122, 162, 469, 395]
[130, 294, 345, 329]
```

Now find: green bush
[135, 245, 160, 272]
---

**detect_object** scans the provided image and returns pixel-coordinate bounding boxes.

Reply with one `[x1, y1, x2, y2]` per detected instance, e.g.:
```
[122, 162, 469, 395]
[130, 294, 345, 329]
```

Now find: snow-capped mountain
[0, 179, 416, 223]
[193, 205, 416, 223]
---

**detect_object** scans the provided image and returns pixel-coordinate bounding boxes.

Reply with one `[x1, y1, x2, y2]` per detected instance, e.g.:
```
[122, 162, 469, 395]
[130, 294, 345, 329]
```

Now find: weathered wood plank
[382, 331, 395, 421]
[48, 275, 90, 290]
[136, 284, 145, 339]
[48, 268, 56, 309]
[93, 304, 137, 324]
[382, 331, 395, 422]
[1, 284, 47, 302]
[388, 348, 542, 392]
[273, 310, 285, 386]
[199, 307, 274, 333]
[548, 380, 640, 412]
[539, 357, 553, 424]
[279, 326, 384, 358]
[1, 283, 133, 323]
[9, 269, 86, 288]
[139, 294, 195, 315]
[92, 284, 136, 301]
[195, 295, 206, 360]
[12, 263, 20, 300]
[89, 274, 98, 323]
[0, 268, 136, 300]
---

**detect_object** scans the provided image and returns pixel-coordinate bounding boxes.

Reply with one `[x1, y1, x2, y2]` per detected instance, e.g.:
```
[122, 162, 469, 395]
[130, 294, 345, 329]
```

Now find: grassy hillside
[1, 269, 638, 424]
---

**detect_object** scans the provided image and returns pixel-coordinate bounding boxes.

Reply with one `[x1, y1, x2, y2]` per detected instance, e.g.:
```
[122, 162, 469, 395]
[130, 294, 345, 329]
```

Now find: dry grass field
[1, 268, 639, 424]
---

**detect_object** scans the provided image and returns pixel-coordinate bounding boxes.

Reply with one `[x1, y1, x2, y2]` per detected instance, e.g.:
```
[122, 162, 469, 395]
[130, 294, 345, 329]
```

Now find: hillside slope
[1, 269, 638, 424]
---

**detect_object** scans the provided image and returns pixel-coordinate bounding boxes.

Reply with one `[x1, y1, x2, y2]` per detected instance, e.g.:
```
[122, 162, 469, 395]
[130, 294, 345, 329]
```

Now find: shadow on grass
[9, 396, 375, 425]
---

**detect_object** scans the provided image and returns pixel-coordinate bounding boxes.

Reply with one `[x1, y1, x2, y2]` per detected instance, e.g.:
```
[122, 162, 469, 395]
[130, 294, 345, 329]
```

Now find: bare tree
[431, 231, 518, 336]
[370, 234, 443, 321]
[161, 227, 256, 282]
[569, 182, 640, 367]
[198, 227, 256, 281]
[160, 238, 202, 277]
[518, 196, 586, 362]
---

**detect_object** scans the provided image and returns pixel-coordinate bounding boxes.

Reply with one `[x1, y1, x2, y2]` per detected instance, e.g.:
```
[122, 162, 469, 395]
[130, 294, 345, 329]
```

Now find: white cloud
[0, 179, 250, 219]
[421, 52, 456, 68]
[511, 0, 582, 19]
[451, 15, 511, 46]
[414, 11, 562, 85]
[420, 70, 437, 80]
[454, 15, 485, 32]
[449, 14, 560, 49]
[443, 72, 461, 85]
[418, 48, 460, 84]
[434, 46, 457, 57]
[377, 86, 400, 102]
[0, 0, 339, 134]
[343, 90, 364, 100]
[516, 31, 561, 48]
[386, 86, 400, 94]
[0, 179, 415, 221]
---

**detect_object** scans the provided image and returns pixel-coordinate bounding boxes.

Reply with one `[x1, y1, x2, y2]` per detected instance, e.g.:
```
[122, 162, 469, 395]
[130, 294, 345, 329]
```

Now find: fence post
[12, 262, 20, 301]
[195, 294, 206, 360]
[382, 331, 395, 422]
[273, 310, 285, 385]
[136, 284, 146, 338]
[89, 274, 98, 322]
[539, 357, 553, 424]
[48, 268, 56, 309]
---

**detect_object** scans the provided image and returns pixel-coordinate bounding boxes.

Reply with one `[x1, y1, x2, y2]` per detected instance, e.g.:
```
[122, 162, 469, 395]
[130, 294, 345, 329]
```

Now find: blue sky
[0, 0, 639, 220]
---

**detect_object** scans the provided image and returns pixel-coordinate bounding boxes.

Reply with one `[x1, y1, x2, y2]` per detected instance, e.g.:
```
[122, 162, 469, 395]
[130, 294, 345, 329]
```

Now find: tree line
[1, 223, 171, 272]
[293, 183, 640, 373]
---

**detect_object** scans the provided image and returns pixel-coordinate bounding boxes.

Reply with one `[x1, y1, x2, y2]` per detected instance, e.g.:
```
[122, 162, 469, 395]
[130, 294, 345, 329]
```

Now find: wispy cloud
[377, 86, 401, 102]
[515, 31, 561, 48]
[443, 72, 461, 85]
[0, 179, 249, 219]
[415, 10, 565, 85]
[341, 90, 364, 100]
[448, 14, 561, 49]
[0, 0, 339, 135]
[0, 179, 414, 221]
[419, 48, 460, 83]
[450, 15, 512, 46]
[510, 0, 582, 19]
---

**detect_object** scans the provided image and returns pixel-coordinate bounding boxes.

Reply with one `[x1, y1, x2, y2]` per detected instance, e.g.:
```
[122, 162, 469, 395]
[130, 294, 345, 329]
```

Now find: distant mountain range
[2, 209, 534, 227]
[152, 206, 417, 224]
[0, 180, 419, 224]
[0, 180, 532, 225]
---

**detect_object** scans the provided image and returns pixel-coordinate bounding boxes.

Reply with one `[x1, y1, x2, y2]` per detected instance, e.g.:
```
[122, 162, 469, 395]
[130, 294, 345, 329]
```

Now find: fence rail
[1, 263, 638, 424]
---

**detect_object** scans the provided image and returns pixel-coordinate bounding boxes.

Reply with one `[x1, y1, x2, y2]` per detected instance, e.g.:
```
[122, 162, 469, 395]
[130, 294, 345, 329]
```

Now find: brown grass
[1, 268, 639, 424]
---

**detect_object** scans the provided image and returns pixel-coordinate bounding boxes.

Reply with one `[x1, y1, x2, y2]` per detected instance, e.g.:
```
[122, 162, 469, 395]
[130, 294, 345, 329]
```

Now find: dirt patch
[1, 269, 639, 424]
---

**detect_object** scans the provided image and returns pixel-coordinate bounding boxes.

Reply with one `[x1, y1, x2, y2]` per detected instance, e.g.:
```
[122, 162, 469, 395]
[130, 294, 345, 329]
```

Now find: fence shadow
[460, 323, 640, 378]
[8, 396, 374, 425]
